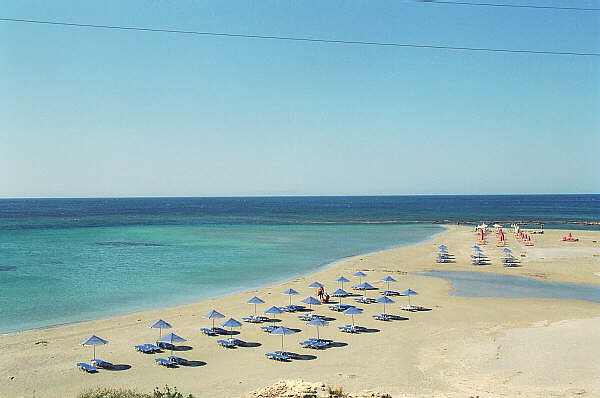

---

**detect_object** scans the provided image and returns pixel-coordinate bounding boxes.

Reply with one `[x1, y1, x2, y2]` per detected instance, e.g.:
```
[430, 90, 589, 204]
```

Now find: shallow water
[418, 270, 600, 303]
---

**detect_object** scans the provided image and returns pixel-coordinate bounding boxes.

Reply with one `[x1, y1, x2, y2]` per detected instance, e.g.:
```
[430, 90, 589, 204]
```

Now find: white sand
[0, 225, 598, 397]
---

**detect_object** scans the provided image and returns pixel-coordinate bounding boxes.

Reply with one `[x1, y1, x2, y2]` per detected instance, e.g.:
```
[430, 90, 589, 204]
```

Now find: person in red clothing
[322, 293, 330, 303]
[317, 286, 324, 300]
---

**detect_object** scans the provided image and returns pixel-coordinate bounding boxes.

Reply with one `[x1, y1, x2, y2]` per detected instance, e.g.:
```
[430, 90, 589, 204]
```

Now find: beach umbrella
[471, 245, 481, 250]
[149, 319, 172, 339]
[401, 289, 419, 307]
[342, 306, 362, 326]
[335, 276, 350, 289]
[269, 326, 297, 351]
[157, 332, 186, 356]
[438, 248, 448, 253]
[81, 335, 108, 361]
[331, 288, 349, 304]
[381, 276, 397, 291]
[376, 296, 394, 314]
[355, 281, 375, 297]
[246, 296, 265, 316]
[221, 317, 243, 335]
[264, 305, 284, 324]
[502, 248, 512, 253]
[203, 309, 225, 330]
[438, 245, 447, 250]
[281, 288, 299, 306]
[301, 296, 320, 309]
[306, 317, 329, 340]
[353, 271, 367, 284]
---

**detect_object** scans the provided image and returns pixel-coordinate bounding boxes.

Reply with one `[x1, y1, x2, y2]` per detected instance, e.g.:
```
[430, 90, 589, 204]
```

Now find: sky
[1, 0, 599, 197]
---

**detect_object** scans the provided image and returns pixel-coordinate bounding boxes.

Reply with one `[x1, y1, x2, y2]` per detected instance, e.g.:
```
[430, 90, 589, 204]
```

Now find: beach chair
[275, 350, 299, 359]
[91, 359, 113, 369]
[217, 339, 236, 348]
[168, 355, 188, 365]
[308, 338, 333, 345]
[338, 325, 358, 333]
[77, 362, 97, 373]
[212, 327, 227, 335]
[144, 343, 161, 352]
[157, 341, 175, 350]
[354, 297, 374, 304]
[260, 325, 276, 333]
[265, 352, 289, 361]
[242, 316, 262, 323]
[372, 314, 391, 321]
[155, 358, 177, 367]
[228, 337, 246, 346]
[381, 290, 400, 296]
[134, 344, 153, 353]
[201, 328, 217, 336]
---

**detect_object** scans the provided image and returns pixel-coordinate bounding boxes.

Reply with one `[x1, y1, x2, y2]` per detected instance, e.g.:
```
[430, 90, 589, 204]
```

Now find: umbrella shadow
[296, 308, 312, 312]
[181, 360, 206, 367]
[388, 315, 410, 321]
[327, 342, 348, 348]
[239, 341, 262, 348]
[288, 328, 303, 333]
[358, 328, 380, 334]
[321, 316, 336, 322]
[224, 331, 241, 336]
[294, 354, 317, 360]
[267, 318, 282, 323]
[172, 345, 193, 352]
[105, 364, 132, 371]
[415, 307, 432, 312]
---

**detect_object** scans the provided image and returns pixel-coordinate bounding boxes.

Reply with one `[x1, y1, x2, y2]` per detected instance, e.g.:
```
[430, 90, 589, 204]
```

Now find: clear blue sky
[1, 0, 599, 197]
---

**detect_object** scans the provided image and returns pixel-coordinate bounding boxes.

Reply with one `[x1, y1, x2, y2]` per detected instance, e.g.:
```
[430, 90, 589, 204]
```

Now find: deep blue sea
[1, 195, 598, 334]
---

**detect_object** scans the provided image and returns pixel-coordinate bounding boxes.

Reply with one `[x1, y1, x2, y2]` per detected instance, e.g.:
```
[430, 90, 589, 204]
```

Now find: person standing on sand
[317, 286, 324, 300]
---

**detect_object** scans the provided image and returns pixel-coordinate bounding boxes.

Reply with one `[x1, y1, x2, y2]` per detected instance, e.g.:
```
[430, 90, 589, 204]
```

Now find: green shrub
[78, 385, 195, 398]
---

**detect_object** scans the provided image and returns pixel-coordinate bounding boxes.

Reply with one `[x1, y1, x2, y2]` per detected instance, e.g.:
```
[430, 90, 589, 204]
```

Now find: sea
[0, 195, 598, 334]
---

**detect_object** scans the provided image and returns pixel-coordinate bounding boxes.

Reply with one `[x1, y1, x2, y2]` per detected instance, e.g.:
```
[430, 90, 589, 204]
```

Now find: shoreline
[1, 225, 447, 337]
[1, 224, 598, 398]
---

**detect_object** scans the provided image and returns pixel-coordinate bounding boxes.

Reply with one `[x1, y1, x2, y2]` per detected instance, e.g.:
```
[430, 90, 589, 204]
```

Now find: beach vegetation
[326, 385, 348, 398]
[78, 385, 195, 398]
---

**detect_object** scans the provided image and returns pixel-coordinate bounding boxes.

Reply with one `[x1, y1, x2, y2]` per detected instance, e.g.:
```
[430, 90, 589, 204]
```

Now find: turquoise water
[0, 223, 441, 334]
[419, 271, 600, 303]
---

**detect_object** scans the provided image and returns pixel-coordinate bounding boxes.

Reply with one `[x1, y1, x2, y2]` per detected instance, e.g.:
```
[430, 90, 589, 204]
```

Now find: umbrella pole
[93, 346, 96, 361]
[317, 326, 320, 340]
[281, 335, 284, 351]
[352, 314, 355, 326]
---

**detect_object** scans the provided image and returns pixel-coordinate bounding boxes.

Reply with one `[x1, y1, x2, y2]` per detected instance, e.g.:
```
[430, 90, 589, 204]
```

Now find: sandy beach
[1, 225, 599, 398]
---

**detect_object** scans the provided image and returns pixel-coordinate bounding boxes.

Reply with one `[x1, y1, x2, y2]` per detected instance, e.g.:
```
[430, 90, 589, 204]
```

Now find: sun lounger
[380, 290, 400, 296]
[157, 341, 175, 350]
[201, 327, 218, 336]
[91, 359, 113, 369]
[275, 350, 299, 359]
[265, 352, 289, 361]
[354, 297, 375, 304]
[329, 304, 352, 312]
[308, 338, 332, 344]
[372, 314, 391, 321]
[134, 344, 152, 353]
[77, 362, 97, 373]
[338, 325, 358, 333]
[168, 355, 187, 365]
[144, 343, 161, 352]
[261, 325, 276, 333]
[299, 340, 327, 349]
[228, 337, 246, 346]
[155, 358, 177, 367]
[281, 305, 305, 312]
[217, 339, 236, 348]
[212, 327, 227, 335]
[242, 316, 262, 323]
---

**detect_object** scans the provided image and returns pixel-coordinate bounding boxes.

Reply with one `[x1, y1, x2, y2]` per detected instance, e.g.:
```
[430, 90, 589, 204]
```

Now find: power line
[413, 0, 600, 11]
[1, 17, 599, 57]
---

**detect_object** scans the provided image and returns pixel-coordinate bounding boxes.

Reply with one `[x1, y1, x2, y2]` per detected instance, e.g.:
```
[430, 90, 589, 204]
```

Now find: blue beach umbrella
[81, 335, 108, 361]
[355, 282, 376, 297]
[203, 309, 225, 330]
[157, 332, 186, 356]
[438, 245, 447, 250]
[381, 276, 397, 291]
[281, 288, 299, 306]
[221, 317, 243, 334]
[247, 296, 265, 315]
[376, 296, 394, 314]
[335, 276, 350, 289]
[502, 248, 512, 253]
[269, 326, 297, 351]
[264, 305, 284, 324]
[331, 288, 349, 304]
[306, 317, 329, 340]
[149, 319, 172, 339]
[301, 296, 320, 309]
[342, 306, 363, 326]
[401, 289, 419, 307]
[353, 271, 367, 284]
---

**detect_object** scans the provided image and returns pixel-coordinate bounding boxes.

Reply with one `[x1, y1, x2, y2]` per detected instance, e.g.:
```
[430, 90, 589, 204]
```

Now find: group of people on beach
[317, 286, 330, 303]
